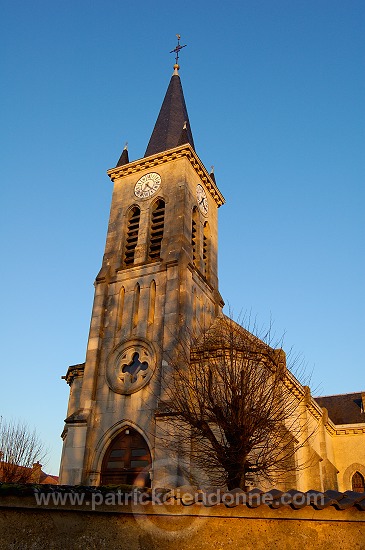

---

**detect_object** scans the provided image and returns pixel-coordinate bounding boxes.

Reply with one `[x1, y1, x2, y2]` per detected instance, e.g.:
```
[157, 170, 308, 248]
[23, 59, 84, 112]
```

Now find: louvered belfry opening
[124, 207, 140, 266]
[149, 199, 165, 260]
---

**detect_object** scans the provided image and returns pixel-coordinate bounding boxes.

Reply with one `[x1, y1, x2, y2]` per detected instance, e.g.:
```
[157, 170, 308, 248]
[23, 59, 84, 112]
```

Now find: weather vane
[170, 34, 187, 66]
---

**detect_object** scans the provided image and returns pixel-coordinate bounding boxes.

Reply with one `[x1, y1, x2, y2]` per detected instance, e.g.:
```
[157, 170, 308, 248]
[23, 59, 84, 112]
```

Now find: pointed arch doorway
[352, 471, 365, 492]
[101, 427, 152, 487]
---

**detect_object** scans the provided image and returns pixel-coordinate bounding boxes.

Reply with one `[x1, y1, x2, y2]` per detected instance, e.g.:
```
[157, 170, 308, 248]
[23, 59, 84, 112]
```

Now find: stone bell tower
[59, 55, 225, 486]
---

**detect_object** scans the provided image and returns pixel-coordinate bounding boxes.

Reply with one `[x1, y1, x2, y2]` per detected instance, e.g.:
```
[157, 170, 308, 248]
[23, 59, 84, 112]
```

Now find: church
[58, 47, 365, 493]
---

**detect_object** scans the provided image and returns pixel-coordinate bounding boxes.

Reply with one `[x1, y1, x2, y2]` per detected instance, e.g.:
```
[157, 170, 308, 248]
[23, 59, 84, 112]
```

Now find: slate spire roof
[144, 66, 195, 157]
[116, 143, 129, 167]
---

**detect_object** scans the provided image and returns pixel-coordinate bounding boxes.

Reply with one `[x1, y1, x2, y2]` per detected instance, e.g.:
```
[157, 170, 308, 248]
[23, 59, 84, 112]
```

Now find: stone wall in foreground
[1, 493, 365, 550]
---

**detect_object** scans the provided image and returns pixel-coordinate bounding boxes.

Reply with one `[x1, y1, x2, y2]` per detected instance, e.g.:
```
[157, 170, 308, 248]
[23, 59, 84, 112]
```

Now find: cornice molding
[107, 144, 225, 207]
[333, 424, 365, 436]
[282, 370, 365, 435]
[62, 363, 85, 386]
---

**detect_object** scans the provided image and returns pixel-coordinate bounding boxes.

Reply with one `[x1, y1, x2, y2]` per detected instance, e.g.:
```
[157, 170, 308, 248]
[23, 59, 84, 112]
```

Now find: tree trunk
[227, 468, 246, 490]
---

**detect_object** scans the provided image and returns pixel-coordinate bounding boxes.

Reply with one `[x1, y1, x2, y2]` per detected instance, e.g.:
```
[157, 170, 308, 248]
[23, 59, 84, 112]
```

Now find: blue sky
[1, 0, 364, 475]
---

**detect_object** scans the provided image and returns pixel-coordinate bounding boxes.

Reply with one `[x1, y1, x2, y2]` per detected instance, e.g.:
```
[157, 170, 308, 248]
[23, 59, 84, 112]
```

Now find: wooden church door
[101, 428, 151, 487]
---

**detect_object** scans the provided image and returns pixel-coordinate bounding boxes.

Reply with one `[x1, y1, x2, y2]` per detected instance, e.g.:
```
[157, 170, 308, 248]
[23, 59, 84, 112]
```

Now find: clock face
[196, 184, 208, 215]
[134, 172, 161, 199]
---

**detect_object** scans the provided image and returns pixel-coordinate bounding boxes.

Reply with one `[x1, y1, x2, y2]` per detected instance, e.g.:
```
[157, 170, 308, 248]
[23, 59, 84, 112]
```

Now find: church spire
[116, 143, 129, 167]
[144, 36, 194, 157]
[177, 121, 189, 146]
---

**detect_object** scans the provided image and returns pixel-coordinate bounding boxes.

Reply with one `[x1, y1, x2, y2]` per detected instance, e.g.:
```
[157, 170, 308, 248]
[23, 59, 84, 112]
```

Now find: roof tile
[7, 484, 363, 511]
[315, 392, 365, 424]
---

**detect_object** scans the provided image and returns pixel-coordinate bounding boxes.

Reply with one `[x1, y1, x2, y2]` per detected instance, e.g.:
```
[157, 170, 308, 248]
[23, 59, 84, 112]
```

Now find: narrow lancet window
[200, 297, 205, 329]
[148, 280, 156, 325]
[124, 207, 140, 266]
[117, 286, 125, 332]
[132, 283, 140, 329]
[203, 222, 210, 276]
[192, 288, 197, 334]
[191, 207, 198, 267]
[148, 199, 165, 260]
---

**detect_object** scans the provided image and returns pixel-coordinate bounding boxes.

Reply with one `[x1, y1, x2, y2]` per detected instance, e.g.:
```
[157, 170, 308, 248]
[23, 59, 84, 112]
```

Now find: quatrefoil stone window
[122, 352, 148, 383]
[106, 340, 155, 395]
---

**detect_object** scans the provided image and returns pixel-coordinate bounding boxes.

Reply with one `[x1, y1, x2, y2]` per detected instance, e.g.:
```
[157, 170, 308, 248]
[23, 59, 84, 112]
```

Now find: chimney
[31, 461, 42, 483]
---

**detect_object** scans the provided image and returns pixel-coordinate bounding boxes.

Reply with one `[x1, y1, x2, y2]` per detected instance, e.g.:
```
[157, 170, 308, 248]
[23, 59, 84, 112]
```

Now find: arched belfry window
[352, 471, 365, 492]
[203, 221, 210, 276]
[148, 199, 165, 260]
[191, 207, 199, 267]
[101, 427, 152, 487]
[124, 206, 140, 266]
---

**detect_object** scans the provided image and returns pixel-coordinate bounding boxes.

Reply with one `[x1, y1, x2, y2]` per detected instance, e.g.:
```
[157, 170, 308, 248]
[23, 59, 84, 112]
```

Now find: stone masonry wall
[0, 494, 364, 550]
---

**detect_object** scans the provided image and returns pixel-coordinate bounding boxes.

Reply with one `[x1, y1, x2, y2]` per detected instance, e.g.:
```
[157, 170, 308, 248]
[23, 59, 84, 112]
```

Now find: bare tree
[158, 315, 314, 490]
[0, 418, 47, 483]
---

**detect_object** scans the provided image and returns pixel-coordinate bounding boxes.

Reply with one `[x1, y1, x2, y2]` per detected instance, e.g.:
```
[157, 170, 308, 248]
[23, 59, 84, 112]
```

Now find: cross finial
[170, 34, 187, 71]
